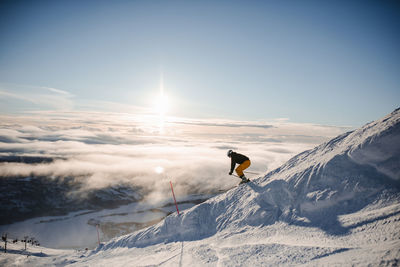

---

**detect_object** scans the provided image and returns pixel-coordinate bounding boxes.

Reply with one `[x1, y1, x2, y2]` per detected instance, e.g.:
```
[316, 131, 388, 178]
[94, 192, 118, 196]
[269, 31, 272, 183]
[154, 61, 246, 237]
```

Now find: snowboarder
[227, 150, 251, 184]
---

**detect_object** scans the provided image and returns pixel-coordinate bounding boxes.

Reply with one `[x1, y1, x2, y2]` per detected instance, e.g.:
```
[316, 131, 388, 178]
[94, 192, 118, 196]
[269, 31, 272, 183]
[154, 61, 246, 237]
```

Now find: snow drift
[98, 109, 400, 251]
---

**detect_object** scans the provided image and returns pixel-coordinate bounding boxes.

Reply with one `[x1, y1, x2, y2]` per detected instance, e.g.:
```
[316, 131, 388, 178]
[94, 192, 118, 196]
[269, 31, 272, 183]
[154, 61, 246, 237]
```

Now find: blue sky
[0, 0, 399, 126]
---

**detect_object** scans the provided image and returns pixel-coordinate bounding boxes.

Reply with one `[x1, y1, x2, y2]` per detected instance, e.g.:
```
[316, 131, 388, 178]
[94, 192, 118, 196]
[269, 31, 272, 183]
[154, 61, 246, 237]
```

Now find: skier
[227, 150, 251, 184]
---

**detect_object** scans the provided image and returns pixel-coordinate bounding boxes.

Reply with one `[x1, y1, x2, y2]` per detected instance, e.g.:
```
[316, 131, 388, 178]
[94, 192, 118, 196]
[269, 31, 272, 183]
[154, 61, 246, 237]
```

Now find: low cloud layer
[0, 111, 350, 202]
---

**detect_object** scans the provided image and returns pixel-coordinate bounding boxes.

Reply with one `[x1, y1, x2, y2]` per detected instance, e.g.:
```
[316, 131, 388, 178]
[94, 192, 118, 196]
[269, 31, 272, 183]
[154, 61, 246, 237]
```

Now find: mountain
[257, 107, 400, 233]
[1, 109, 399, 266]
[98, 109, 400, 250]
[0, 176, 142, 225]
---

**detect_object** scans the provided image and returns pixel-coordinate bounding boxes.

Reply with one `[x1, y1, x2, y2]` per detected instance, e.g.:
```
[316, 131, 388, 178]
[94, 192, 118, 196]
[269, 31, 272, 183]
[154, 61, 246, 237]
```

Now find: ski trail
[178, 242, 184, 267]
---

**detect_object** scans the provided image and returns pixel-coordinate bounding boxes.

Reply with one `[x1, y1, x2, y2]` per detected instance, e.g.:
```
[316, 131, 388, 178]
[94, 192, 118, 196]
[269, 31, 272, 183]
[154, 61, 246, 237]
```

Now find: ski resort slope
[2, 109, 400, 266]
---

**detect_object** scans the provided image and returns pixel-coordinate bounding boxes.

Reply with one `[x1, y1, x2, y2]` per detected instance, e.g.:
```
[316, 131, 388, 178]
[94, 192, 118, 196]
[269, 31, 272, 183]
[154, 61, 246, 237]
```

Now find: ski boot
[239, 175, 250, 185]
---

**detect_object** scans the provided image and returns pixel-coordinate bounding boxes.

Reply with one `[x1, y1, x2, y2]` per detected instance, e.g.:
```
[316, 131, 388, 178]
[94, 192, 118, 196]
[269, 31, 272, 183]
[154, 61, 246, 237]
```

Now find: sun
[154, 92, 169, 116]
[153, 73, 170, 117]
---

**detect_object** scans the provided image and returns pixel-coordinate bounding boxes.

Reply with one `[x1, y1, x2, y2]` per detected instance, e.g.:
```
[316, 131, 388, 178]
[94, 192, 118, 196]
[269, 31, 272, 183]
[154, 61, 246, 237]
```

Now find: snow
[1, 109, 399, 266]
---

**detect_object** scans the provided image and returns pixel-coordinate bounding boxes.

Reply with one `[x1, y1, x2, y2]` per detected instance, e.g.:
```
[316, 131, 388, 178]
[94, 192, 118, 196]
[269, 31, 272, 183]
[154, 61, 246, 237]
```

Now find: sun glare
[154, 73, 170, 117]
[155, 93, 169, 116]
[153, 73, 172, 134]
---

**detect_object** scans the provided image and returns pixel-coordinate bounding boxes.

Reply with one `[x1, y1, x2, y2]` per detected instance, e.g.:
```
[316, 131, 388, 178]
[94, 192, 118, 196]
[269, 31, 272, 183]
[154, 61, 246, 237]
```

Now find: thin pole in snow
[96, 224, 101, 245]
[170, 181, 180, 215]
[244, 171, 260, 175]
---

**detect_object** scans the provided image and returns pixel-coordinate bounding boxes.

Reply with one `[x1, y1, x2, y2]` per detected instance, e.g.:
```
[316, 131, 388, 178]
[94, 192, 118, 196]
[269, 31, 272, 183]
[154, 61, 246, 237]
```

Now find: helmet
[227, 149, 233, 157]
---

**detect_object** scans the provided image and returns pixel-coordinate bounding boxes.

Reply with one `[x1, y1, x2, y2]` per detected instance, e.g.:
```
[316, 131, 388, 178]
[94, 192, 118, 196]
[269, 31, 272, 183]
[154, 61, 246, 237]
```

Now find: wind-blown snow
[1, 109, 399, 266]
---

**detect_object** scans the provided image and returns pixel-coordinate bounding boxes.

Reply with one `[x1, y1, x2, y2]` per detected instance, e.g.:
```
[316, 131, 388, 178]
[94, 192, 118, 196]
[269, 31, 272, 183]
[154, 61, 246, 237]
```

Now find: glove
[229, 171, 232, 175]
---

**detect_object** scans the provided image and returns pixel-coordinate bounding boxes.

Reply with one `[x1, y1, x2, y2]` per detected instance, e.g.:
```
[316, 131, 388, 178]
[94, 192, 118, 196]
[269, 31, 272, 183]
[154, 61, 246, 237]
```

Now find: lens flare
[155, 166, 164, 174]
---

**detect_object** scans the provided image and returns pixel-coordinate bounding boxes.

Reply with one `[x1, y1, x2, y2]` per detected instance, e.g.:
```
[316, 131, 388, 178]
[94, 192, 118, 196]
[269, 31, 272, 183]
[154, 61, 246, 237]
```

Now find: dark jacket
[230, 152, 249, 173]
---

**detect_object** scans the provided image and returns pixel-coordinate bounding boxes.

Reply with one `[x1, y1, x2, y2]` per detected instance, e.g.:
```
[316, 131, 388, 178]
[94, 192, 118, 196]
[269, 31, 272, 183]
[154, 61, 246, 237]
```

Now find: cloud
[0, 112, 349, 203]
[170, 118, 274, 129]
[0, 84, 75, 111]
[42, 87, 74, 96]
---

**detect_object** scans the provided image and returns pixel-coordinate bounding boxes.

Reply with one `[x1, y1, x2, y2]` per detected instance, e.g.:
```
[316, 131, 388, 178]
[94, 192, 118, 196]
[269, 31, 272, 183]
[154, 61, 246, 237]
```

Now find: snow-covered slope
[257, 107, 400, 233]
[3, 109, 399, 266]
[98, 109, 400, 251]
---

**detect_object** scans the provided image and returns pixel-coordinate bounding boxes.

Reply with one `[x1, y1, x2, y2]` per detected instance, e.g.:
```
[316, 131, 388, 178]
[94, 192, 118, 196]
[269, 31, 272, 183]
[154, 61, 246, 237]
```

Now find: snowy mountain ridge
[259, 108, 400, 226]
[262, 107, 400, 183]
[96, 109, 400, 255]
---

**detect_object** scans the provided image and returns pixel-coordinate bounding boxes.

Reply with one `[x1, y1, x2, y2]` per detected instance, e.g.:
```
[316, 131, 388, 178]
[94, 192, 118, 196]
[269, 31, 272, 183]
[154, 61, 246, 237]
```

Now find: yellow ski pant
[236, 160, 251, 177]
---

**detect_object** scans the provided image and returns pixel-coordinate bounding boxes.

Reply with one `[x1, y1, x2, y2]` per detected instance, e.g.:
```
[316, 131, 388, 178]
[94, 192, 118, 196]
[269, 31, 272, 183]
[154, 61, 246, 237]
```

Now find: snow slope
[2, 109, 399, 266]
[98, 108, 400, 249]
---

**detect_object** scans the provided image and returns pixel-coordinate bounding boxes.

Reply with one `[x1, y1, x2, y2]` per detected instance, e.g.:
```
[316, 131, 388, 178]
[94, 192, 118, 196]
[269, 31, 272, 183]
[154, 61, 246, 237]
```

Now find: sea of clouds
[0, 111, 350, 203]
